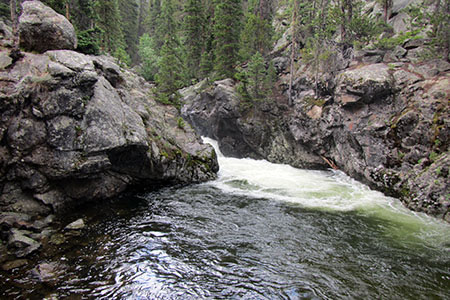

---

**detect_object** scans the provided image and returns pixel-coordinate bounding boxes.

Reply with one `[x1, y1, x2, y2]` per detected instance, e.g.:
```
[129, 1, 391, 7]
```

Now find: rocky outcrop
[181, 79, 325, 169]
[19, 1, 77, 53]
[0, 49, 218, 215]
[0, 48, 218, 260]
[182, 58, 449, 221]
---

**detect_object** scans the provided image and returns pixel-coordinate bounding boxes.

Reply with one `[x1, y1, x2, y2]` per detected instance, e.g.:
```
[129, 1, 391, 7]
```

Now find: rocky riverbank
[181, 56, 449, 222]
[0, 1, 218, 265]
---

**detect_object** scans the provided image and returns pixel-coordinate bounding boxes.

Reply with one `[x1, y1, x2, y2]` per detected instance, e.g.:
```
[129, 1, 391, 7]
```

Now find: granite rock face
[19, 1, 77, 53]
[0, 49, 218, 224]
[182, 59, 449, 221]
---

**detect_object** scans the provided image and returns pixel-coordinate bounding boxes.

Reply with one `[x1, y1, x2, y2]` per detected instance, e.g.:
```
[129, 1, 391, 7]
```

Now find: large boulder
[19, 1, 77, 53]
[0, 48, 218, 220]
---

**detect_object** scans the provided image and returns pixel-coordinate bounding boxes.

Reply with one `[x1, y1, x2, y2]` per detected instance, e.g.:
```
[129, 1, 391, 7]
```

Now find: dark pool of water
[2, 184, 449, 299]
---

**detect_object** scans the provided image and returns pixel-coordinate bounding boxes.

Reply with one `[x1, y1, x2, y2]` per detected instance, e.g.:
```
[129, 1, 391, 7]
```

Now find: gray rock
[2, 259, 28, 271]
[393, 46, 407, 59]
[7, 117, 47, 152]
[32, 262, 64, 284]
[64, 218, 85, 230]
[8, 228, 41, 257]
[19, 1, 77, 53]
[272, 57, 289, 73]
[0, 50, 12, 70]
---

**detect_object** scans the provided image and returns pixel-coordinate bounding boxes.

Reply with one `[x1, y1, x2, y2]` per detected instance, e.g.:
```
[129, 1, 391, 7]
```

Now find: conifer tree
[93, 0, 125, 53]
[213, 0, 242, 79]
[183, 0, 204, 80]
[239, 9, 273, 62]
[118, 0, 139, 64]
[247, 51, 266, 100]
[155, 0, 185, 101]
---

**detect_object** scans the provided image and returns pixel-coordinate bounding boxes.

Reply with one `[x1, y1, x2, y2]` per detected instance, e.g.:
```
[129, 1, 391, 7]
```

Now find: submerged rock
[2, 259, 28, 271]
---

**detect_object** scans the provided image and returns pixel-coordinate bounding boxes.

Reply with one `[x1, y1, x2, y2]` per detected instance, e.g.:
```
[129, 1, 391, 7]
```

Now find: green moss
[177, 117, 185, 129]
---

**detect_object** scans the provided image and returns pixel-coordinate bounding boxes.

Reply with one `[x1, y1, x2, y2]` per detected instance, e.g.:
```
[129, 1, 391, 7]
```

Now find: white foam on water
[202, 137, 450, 246]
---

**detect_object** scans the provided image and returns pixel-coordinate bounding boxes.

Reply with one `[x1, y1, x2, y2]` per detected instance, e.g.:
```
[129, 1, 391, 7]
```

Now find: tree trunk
[65, 1, 70, 20]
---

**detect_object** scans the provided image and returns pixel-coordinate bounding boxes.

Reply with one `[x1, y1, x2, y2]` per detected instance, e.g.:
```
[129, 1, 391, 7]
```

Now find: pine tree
[239, 10, 273, 62]
[93, 0, 125, 53]
[146, 0, 162, 53]
[155, 0, 185, 101]
[247, 51, 266, 100]
[213, 0, 242, 79]
[183, 0, 204, 80]
[118, 0, 139, 64]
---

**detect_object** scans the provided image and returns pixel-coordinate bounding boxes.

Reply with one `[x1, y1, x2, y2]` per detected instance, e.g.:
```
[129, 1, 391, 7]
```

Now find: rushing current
[4, 138, 450, 299]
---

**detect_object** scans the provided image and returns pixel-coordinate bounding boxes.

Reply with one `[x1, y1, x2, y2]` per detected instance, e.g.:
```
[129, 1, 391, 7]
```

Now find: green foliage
[177, 117, 186, 129]
[93, 0, 126, 53]
[183, 0, 205, 80]
[0, 3, 10, 19]
[239, 12, 274, 61]
[429, 151, 439, 162]
[236, 51, 275, 103]
[154, 0, 186, 99]
[247, 51, 267, 100]
[76, 27, 101, 55]
[114, 46, 131, 67]
[138, 33, 159, 81]
[375, 30, 422, 50]
[405, 1, 449, 60]
[118, 0, 140, 63]
[213, 0, 243, 79]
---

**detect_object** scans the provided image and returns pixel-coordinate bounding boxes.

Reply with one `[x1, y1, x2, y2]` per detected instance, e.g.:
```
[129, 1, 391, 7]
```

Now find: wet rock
[2, 259, 28, 271]
[32, 262, 65, 284]
[49, 233, 65, 245]
[19, 1, 77, 53]
[1, 35, 217, 220]
[8, 229, 41, 257]
[0, 212, 32, 230]
[64, 219, 85, 230]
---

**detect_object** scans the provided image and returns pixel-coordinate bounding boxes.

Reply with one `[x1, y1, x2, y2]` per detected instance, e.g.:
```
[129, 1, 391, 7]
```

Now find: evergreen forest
[2, 0, 449, 104]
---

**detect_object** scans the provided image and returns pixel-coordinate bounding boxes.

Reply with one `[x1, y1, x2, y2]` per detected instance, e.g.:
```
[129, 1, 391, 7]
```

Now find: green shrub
[76, 28, 101, 55]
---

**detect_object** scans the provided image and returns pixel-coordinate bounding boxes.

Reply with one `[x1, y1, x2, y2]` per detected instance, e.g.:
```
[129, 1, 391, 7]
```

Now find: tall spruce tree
[213, 0, 242, 79]
[118, 0, 139, 64]
[155, 0, 185, 101]
[183, 0, 204, 80]
[93, 0, 125, 53]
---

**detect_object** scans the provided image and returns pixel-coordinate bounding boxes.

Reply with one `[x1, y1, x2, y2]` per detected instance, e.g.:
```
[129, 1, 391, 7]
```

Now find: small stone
[2, 259, 28, 271]
[49, 233, 65, 245]
[32, 262, 62, 284]
[64, 218, 85, 230]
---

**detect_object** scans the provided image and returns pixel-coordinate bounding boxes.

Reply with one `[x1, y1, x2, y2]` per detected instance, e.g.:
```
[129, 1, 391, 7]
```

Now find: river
[2, 138, 449, 299]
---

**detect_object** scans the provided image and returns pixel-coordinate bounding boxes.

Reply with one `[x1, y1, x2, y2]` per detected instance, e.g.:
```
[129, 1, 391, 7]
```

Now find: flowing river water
[2, 138, 450, 299]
